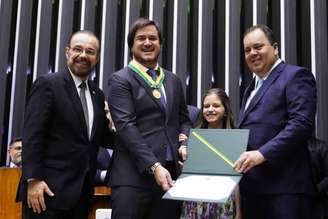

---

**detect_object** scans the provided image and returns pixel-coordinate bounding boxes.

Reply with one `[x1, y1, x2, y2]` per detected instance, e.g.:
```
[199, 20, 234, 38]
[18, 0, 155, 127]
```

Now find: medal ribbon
[128, 60, 164, 89]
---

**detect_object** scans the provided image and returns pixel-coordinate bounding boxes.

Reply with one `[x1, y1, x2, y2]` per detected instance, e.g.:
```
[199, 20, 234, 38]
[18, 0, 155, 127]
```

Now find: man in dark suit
[234, 25, 317, 219]
[18, 30, 114, 219]
[107, 18, 191, 219]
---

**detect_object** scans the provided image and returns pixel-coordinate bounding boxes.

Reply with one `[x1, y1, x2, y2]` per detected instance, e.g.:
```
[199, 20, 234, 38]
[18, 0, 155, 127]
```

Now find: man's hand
[27, 180, 54, 214]
[178, 146, 187, 166]
[153, 165, 174, 191]
[178, 133, 188, 142]
[234, 150, 266, 173]
[178, 133, 188, 165]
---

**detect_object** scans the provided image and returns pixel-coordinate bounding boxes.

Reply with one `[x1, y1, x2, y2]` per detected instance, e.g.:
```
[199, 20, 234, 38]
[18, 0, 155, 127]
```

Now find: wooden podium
[0, 167, 111, 219]
[0, 167, 22, 219]
[88, 186, 111, 219]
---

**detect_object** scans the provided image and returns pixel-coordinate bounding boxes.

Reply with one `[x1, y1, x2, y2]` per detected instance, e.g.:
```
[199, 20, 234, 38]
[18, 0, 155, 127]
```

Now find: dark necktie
[148, 69, 173, 161]
[79, 81, 89, 135]
[147, 69, 166, 107]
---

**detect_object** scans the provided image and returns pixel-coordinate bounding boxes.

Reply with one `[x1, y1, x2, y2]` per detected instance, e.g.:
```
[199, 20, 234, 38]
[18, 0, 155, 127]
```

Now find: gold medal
[152, 89, 161, 99]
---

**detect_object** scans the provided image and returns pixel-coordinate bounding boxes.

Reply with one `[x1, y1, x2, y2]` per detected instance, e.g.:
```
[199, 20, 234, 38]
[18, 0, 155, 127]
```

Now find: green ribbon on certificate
[191, 131, 235, 168]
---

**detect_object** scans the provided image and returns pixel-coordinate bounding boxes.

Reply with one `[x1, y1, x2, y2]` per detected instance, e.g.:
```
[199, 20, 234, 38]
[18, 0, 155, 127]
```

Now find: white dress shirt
[245, 59, 282, 111]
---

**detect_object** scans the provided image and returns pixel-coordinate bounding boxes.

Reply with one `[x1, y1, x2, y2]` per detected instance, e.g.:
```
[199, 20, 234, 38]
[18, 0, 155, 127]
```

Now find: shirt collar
[9, 162, 18, 168]
[132, 59, 159, 73]
[253, 58, 282, 82]
[68, 67, 89, 89]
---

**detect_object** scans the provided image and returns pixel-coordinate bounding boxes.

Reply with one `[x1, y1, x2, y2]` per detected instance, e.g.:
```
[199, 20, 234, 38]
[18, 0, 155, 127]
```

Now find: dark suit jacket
[17, 70, 113, 210]
[238, 62, 316, 195]
[107, 66, 191, 188]
[187, 105, 200, 125]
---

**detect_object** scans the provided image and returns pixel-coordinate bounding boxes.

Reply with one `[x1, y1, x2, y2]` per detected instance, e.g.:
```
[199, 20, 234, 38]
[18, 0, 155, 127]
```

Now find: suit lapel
[130, 68, 166, 114]
[239, 62, 284, 126]
[88, 81, 99, 140]
[238, 78, 255, 124]
[162, 71, 173, 123]
[63, 70, 89, 139]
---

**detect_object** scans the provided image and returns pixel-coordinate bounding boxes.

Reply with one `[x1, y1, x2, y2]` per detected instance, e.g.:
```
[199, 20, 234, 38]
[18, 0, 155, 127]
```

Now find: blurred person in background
[7, 137, 22, 168]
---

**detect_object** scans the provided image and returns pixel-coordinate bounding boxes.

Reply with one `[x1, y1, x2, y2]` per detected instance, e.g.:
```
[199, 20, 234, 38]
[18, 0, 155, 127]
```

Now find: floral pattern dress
[181, 195, 235, 219]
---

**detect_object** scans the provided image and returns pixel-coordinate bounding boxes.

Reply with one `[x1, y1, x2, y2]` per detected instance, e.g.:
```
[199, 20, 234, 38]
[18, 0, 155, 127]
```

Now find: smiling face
[243, 28, 279, 77]
[131, 25, 161, 69]
[202, 94, 226, 129]
[65, 32, 99, 80]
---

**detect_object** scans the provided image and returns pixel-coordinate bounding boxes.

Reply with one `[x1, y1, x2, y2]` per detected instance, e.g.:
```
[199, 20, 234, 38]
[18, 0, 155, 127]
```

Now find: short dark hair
[127, 18, 162, 51]
[195, 88, 235, 129]
[243, 24, 277, 45]
[67, 30, 100, 48]
[9, 137, 22, 147]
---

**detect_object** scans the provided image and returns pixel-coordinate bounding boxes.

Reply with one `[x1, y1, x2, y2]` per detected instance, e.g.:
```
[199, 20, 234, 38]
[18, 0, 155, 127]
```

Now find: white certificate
[162, 174, 240, 203]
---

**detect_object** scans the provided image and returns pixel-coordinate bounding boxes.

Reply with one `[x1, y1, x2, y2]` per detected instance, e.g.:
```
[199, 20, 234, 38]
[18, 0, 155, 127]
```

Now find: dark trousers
[313, 196, 328, 219]
[241, 192, 315, 219]
[111, 186, 181, 219]
[111, 161, 181, 219]
[23, 180, 91, 219]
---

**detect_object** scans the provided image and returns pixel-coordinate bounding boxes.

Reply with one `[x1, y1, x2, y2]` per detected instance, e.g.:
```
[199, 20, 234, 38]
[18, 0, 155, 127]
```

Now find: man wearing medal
[108, 18, 191, 219]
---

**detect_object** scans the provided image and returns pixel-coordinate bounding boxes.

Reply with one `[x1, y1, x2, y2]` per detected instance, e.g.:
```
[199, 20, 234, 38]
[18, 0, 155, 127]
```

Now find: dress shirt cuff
[100, 170, 107, 182]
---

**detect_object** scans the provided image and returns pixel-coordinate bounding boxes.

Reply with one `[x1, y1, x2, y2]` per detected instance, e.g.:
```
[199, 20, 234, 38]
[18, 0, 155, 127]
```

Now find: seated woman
[180, 88, 241, 219]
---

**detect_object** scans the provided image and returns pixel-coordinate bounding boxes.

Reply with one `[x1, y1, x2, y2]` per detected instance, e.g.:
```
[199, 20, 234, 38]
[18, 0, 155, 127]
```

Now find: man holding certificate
[235, 25, 317, 219]
[107, 18, 191, 219]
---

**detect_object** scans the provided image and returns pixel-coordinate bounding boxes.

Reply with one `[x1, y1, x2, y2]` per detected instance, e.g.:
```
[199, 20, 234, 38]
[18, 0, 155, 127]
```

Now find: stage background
[0, 0, 327, 165]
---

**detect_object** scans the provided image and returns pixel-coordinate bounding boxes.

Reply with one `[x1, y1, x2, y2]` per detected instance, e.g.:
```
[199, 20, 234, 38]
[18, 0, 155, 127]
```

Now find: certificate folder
[163, 129, 249, 203]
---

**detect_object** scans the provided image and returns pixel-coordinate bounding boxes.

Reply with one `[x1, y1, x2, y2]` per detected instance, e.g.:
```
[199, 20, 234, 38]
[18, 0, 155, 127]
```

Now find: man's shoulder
[274, 62, 313, 82]
[35, 71, 67, 84]
[162, 68, 174, 76]
[110, 66, 141, 85]
[161, 68, 181, 82]
[283, 62, 302, 70]
[112, 66, 131, 77]
[280, 63, 311, 75]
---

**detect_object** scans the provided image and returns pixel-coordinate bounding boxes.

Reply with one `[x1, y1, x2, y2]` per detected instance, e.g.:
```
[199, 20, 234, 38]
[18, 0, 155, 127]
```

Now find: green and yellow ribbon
[128, 60, 165, 89]
[192, 131, 234, 168]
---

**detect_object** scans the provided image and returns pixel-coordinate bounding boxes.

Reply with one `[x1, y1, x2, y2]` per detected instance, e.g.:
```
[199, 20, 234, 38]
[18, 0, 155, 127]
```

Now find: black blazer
[108, 66, 191, 188]
[17, 70, 113, 210]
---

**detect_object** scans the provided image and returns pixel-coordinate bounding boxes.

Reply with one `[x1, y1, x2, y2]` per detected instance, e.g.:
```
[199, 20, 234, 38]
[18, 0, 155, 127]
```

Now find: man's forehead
[244, 29, 267, 41]
[135, 25, 158, 35]
[70, 33, 99, 47]
[11, 141, 22, 147]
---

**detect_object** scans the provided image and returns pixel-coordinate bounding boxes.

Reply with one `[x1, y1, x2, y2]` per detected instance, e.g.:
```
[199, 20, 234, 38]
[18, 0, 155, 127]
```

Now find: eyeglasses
[69, 46, 97, 56]
[10, 146, 22, 150]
